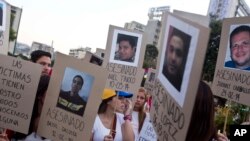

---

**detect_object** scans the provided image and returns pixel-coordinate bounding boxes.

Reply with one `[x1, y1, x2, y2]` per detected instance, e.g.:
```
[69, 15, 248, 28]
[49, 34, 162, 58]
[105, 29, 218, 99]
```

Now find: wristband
[123, 115, 132, 121]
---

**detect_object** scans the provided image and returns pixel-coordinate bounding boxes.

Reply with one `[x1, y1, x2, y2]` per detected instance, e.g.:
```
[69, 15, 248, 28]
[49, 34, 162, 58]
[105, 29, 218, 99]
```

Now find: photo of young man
[57, 68, 94, 116]
[225, 25, 250, 71]
[162, 27, 191, 91]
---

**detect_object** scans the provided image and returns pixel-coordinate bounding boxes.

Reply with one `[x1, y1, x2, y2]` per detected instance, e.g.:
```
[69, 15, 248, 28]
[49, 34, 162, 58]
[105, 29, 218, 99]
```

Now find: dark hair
[11, 75, 50, 139]
[73, 75, 84, 87]
[117, 34, 138, 48]
[230, 25, 250, 48]
[97, 96, 115, 114]
[29, 75, 50, 133]
[186, 81, 217, 141]
[30, 50, 52, 63]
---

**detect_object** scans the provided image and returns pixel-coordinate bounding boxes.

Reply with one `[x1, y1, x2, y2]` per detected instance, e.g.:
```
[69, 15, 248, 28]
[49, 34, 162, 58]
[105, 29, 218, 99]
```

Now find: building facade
[207, 0, 250, 20]
[124, 21, 146, 33]
[9, 5, 22, 54]
[30, 41, 54, 59]
[14, 42, 30, 57]
[69, 47, 91, 59]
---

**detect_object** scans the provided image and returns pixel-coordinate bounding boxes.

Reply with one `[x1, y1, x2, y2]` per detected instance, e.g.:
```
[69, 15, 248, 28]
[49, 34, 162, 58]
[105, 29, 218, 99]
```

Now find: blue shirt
[225, 61, 250, 71]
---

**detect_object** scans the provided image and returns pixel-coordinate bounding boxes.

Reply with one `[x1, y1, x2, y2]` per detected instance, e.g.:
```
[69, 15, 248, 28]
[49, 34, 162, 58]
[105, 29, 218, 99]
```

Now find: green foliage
[9, 13, 17, 41]
[202, 17, 222, 82]
[215, 102, 250, 136]
[143, 44, 158, 69]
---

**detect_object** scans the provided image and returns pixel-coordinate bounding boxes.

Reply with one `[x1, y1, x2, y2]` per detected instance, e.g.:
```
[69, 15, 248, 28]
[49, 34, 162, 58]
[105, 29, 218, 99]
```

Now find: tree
[143, 44, 158, 69]
[9, 13, 17, 41]
[202, 15, 222, 82]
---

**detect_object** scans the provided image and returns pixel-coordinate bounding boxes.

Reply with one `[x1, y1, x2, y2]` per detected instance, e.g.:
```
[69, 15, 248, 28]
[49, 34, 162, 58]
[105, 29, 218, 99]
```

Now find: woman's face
[109, 96, 126, 113]
[134, 91, 146, 110]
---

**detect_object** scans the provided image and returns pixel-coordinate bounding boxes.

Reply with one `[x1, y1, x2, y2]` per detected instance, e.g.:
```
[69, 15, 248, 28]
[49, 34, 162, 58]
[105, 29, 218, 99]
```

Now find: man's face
[118, 40, 135, 61]
[36, 56, 51, 75]
[230, 31, 250, 68]
[166, 35, 184, 76]
[71, 77, 83, 94]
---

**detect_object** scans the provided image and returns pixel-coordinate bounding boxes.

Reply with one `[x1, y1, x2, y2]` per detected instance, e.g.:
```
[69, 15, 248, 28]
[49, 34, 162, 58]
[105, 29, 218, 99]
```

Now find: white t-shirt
[92, 113, 124, 141]
[23, 132, 51, 141]
[131, 111, 150, 140]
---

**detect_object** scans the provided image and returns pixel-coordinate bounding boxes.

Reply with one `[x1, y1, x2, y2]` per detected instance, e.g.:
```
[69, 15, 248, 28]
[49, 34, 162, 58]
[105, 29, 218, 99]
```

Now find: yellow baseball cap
[102, 88, 116, 100]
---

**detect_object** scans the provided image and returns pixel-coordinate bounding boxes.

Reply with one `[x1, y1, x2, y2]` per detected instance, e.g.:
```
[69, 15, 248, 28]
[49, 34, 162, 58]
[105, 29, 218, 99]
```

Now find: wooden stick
[223, 100, 231, 134]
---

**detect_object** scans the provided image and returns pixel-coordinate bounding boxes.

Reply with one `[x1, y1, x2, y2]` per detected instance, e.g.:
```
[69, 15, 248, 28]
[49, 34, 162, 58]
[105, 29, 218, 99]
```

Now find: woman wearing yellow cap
[90, 89, 134, 141]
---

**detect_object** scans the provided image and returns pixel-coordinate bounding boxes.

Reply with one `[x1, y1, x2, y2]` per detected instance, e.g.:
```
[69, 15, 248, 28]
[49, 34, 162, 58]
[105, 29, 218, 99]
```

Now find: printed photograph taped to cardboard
[162, 26, 191, 91]
[56, 67, 94, 116]
[158, 16, 199, 107]
[109, 29, 142, 67]
[0, 1, 6, 31]
[224, 24, 250, 71]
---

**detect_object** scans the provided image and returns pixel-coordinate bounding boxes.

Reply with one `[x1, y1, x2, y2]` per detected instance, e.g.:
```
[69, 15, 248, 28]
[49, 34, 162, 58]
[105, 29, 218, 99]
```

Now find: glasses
[231, 40, 250, 50]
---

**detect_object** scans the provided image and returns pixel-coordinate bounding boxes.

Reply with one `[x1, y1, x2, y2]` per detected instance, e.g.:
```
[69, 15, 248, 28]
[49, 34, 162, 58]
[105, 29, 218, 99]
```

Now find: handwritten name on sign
[213, 69, 250, 105]
[105, 62, 143, 92]
[0, 55, 41, 133]
[42, 107, 85, 141]
[151, 79, 185, 141]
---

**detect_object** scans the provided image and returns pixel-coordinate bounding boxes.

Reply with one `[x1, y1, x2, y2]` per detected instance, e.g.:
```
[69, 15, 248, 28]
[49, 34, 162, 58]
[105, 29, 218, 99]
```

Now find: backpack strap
[110, 114, 117, 139]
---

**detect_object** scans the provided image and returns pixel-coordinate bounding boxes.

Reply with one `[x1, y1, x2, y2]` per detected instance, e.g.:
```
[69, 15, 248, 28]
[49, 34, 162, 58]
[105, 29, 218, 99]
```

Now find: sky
[5, 0, 250, 54]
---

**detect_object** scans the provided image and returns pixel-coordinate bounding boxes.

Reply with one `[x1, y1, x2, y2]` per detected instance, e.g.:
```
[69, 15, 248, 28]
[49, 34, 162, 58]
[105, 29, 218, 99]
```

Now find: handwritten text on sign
[105, 62, 142, 92]
[0, 56, 41, 134]
[152, 79, 185, 141]
[214, 69, 250, 102]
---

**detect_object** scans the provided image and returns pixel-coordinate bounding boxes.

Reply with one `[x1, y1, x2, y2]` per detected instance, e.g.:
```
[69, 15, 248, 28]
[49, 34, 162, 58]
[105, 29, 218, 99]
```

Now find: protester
[90, 89, 134, 141]
[114, 34, 137, 62]
[162, 27, 191, 91]
[131, 87, 151, 140]
[30, 50, 52, 75]
[225, 25, 250, 70]
[8, 75, 51, 141]
[57, 75, 87, 116]
[186, 81, 228, 141]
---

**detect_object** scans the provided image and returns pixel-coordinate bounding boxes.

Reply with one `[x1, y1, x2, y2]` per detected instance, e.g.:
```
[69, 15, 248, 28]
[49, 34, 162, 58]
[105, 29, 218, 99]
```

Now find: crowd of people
[0, 49, 232, 141]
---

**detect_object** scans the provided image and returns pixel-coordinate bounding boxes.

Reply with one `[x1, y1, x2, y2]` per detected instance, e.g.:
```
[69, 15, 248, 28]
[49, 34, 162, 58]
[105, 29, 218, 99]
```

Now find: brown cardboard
[0, 54, 42, 133]
[37, 52, 108, 141]
[102, 25, 145, 94]
[212, 16, 250, 106]
[151, 12, 210, 141]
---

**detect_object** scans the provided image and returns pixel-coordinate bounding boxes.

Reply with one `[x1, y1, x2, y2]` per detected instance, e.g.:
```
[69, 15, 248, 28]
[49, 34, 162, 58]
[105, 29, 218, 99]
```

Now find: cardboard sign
[212, 17, 250, 106]
[151, 12, 210, 141]
[136, 121, 157, 141]
[102, 25, 145, 94]
[144, 68, 156, 96]
[0, 54, 42, 133]
[37, 52, 108, 141]
[0, 0, 10, 55]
